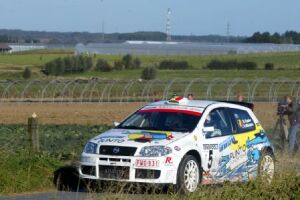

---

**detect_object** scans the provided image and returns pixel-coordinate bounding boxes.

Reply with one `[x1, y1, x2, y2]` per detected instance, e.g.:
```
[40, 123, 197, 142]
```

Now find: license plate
[135, 159, 159, 168]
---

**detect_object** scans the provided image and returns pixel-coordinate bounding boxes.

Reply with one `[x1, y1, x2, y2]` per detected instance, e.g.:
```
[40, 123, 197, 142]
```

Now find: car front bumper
[79, 153, 178, 184]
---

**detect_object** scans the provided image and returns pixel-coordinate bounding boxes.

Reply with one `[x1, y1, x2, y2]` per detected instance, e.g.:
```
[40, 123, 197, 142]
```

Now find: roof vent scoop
[166, 96, 189, 105]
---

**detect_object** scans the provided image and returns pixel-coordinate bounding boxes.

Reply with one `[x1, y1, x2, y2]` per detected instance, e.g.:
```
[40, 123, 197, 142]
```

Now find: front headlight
[84, 142, 98, 154]
[139, 145, 172, 157]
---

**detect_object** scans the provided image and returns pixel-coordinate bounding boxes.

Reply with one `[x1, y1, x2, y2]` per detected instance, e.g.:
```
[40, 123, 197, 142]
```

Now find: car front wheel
[175, 155, 201, 193]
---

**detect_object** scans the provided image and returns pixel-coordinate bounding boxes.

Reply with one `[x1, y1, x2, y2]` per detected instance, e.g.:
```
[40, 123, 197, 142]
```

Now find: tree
[141, 67, 157, 80]
[122, 54, 133, 69]
[22, 67, 32, 79]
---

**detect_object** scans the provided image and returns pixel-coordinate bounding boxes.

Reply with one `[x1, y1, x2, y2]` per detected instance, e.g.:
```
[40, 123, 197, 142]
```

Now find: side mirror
[203, 126, 215, 133]
[113, 122, 120, 127]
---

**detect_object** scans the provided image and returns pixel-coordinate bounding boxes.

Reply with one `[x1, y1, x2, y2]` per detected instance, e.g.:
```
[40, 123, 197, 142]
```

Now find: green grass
[0, 150, 62, 194]
[1, 50, 300, 80]
[63, 68, 300, 80]
[0, 124, 110, 194]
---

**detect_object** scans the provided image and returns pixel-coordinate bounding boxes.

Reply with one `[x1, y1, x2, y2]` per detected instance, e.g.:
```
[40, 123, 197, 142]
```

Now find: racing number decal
[208, 150, 213, 169]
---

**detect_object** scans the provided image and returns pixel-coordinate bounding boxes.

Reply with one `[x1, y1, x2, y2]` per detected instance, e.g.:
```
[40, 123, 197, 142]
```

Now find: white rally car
[79, 97, 275, 193]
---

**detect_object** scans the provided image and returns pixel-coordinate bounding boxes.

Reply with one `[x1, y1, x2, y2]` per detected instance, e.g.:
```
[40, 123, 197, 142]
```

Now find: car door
[201, 107, 238, 183]
[228, 108, 267, 180]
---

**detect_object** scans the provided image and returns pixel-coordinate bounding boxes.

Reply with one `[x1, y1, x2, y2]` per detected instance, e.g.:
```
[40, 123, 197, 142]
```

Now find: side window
[230, 108, 255, 133]
[204, 108, 233, 138]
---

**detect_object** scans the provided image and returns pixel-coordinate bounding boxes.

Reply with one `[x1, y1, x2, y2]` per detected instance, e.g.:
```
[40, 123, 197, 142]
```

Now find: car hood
[90, 128, 189, 147]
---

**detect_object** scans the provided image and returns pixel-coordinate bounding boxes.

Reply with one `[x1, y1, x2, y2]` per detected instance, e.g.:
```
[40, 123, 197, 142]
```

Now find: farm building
[0, 43, 12, 53]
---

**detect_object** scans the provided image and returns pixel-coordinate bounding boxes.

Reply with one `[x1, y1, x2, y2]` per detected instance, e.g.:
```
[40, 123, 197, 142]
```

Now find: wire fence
[0, 78, 300, 103]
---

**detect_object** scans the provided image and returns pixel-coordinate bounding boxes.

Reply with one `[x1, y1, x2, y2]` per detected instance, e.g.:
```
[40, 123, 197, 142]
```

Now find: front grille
[99, 165, 130, 179]
[135, 169, 161, 179]
[81, 165, 96, 176]
[99, 145, 137, 156]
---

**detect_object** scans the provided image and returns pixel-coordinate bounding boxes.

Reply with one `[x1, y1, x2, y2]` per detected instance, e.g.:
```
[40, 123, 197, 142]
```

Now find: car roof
[147, 100, 216, 108]
[146, 99, 252, 111]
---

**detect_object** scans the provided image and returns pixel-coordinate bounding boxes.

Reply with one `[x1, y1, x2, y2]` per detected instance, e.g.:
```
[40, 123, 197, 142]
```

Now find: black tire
[175, 155, 202, 193]
[257, 150, 275, 182]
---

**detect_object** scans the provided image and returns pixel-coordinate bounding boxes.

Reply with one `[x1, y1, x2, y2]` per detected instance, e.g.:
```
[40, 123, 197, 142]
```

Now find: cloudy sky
[0, 0, 299, 36]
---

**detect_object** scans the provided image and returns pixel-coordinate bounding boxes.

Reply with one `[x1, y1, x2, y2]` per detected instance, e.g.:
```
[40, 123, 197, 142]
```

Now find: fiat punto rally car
[79, 97, 275, 193]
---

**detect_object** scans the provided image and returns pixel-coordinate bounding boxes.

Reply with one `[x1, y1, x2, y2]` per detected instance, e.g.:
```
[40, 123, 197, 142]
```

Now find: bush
[96, 59, 113, 72]
[159, 60, 190, 70]
[114, 60, 124, 71]
[207, 59, 257, 70]
[141, 67, 157, 80]
[43, 55, 93, 75]
[238, 61, 257, 70]
[22, 67, 32, 79]
[122, 54, 133, 69]
[265, 63, 274, 70]
[133, 58, 141, 69]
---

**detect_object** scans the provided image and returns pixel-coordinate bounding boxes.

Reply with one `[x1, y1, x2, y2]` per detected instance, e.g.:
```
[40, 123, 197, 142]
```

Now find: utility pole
[166, 8, 172, 41]
[102, 20, 105, 41]
[226, 22, 231, 43]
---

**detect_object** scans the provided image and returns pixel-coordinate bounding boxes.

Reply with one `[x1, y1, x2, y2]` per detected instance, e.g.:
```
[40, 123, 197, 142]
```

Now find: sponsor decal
[96, 135, 125, 139]
[165, 156, 173, 166]
[94, 135, 125, 143]
[219, 135, 236, 152]
[135, 159, 159, 168]
[237, 119, 254, 129]
[97, 138, 125, 143]
[128, 131, 173, 142]
[203, 144, 218, 150]
[174, 146, 181, 151]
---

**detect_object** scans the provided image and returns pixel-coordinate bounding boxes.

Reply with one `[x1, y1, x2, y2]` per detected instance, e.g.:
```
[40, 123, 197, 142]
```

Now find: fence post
[28, 112, 40, 153]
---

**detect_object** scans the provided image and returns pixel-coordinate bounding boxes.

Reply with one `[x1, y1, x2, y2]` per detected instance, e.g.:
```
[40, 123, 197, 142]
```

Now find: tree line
[245, 31, 300, 44]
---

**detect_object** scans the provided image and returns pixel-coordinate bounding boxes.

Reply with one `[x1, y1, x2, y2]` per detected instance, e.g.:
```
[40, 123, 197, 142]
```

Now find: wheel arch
[262, 146, 275, 155]
[184, 149, 202, 169]
[261, 145, 276, 160]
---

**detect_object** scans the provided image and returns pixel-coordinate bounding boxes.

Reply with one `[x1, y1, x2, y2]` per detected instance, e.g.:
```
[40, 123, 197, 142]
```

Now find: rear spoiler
[218, 101, 254, 111]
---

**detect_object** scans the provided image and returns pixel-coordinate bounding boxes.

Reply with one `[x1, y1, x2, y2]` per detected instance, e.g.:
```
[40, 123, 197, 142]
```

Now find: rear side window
[230, 108, 255, 133]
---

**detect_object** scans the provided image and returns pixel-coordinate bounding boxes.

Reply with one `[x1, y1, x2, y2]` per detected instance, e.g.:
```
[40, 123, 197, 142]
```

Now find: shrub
[141, 67, 157, 80]
[96, 59, 113, 72]
[238, 61, 257, 70]
[114, 60, 124, 71]
[207, 59, 257, 70]
[43, 55, 93, 75]
[122, 54, 133, 69]
[22, 67, 32, 79]
[133, 58, 141, 69]
[159, 60, 190, 70]
[265, 63, 274, 70]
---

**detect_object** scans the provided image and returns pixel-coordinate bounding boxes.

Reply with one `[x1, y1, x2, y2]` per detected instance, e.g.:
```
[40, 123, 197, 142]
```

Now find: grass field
[1, 50, 300, 80]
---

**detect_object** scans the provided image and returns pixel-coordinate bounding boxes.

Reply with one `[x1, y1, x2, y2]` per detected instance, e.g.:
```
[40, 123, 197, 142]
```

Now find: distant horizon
[2, 27, 298, 38]
[1, 0, 300, 36]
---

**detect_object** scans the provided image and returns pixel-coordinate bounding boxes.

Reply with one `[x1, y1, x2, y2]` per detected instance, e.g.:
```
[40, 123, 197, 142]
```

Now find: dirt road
[0, 102, 278, 128]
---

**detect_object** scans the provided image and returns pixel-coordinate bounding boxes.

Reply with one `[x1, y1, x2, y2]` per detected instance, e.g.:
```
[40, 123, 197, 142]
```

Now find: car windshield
[117, 108, 201, 132]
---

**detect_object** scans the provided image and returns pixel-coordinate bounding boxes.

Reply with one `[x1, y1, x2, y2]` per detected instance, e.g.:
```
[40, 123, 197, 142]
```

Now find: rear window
[230, 108, 255, 133]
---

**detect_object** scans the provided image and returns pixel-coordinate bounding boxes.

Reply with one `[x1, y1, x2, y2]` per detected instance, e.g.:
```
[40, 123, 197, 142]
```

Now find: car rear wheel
[258, 151, 275, 182]
[175, 155, 201, 193]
